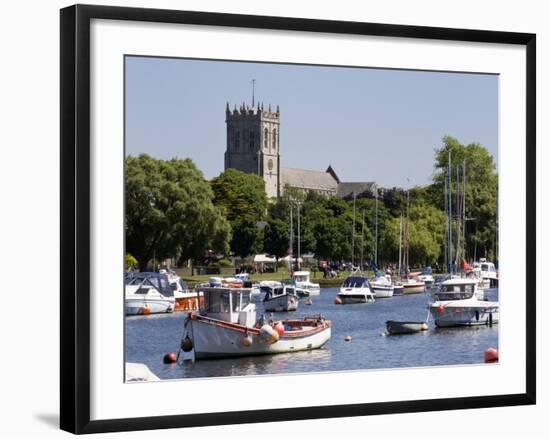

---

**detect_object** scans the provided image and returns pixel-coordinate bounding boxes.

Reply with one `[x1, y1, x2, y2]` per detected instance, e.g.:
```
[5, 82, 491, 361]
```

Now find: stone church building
[224, 102, 375, 199]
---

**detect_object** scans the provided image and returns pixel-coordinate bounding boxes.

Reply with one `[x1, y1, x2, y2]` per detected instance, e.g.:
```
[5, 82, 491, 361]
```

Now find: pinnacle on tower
[276, 105, 280, 113]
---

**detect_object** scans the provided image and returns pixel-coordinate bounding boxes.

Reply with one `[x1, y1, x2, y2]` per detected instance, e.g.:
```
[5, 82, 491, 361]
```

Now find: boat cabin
[434, 280, 477, 301]
[264, 285, 296, 301]
[341, 276, 369, 289]
[125, 272, 173, 297]
[292, 271, 311, 283]
[198, 287, 256, 327]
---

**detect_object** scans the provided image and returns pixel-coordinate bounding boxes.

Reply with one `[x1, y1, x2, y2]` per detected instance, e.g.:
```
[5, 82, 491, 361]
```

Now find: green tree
[210, 169, 267, 222]
[125, 154, 231, 270]
[210, 168, 268, 257]
[379, 203, 445, 267]
[264, 217, 290, 258]
[432, 136, 498, 261]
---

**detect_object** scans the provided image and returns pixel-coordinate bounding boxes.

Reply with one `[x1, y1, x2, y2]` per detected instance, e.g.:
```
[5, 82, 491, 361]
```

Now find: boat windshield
[294, 275, 308, 282]
[481, 263, 495, 272]
[435, 283, 475, 301]
[126, 273, 172, 296]
[202, 290, 231, 313]
[342, 277, 366, 288]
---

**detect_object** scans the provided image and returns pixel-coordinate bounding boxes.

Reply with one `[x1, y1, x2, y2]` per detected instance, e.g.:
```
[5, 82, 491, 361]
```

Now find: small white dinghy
[178, 286, 331, 360]
[385, 320, 428, 335]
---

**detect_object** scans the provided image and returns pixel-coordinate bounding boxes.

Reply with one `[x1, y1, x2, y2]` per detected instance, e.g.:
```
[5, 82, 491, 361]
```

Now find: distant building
[224, 101, 375, 199]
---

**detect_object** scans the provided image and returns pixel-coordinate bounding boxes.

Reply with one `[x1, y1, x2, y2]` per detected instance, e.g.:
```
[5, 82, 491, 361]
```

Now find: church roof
[281, 167, 338, 192]
[337, 182, 377, 199]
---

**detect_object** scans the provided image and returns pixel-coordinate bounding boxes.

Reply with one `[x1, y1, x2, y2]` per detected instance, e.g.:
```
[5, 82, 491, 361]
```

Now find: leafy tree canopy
[125, 154, 231, 270]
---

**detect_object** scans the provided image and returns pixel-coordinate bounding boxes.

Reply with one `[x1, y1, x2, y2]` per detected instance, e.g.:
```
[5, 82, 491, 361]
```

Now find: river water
[125, 287, 498, 380]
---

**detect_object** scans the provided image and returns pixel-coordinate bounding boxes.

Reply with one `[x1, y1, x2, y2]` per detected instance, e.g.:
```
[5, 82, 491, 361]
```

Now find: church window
[272, 129, 277, 151]
[264, 128, 268, 150]
[249, 130, 255, 150]
[235, 130, 240, 150]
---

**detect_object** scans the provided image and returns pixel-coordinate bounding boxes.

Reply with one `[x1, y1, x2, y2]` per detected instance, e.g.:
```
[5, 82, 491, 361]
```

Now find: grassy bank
[174, 268, 374, 288]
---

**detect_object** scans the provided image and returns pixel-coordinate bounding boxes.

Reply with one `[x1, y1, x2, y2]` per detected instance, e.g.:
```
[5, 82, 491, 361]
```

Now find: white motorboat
[292, 271, 321, 295]
[472, 259, 498, 288]
[336, 276, 375, 304]
[179, 286, 331, 360]
[263, 284, 299, 312]
[401, 277, 426, 294]
[125, 272, 175, 315]
[429, 278, 498, 327]
[370, 274, 394, 298]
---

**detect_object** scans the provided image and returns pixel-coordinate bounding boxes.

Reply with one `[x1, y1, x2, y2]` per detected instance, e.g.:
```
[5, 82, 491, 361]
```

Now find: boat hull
[402, 284, 425, 294]
[125, 297, 175, 315]
[188, 316, 331, 359]
[430, 304, 499, 327]
[386, 320, 428, 335]
[263, 294, 298, 312]
[372, 286, 394, 298]
[337, 292, 375, 304]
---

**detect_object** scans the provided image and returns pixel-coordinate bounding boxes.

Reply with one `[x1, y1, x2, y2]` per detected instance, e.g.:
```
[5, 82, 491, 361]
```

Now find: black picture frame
[60, 4, 536, 434]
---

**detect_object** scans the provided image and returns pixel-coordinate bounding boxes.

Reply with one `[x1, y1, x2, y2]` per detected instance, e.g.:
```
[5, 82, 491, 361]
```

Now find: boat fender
[241, 334, 253, 346]
[260, 324, 279, 344]
[274, 321, 285, 336]
[334, 296, 342, 305]
[420, 323, 429, 331]
[181, 336, 194, 352]
[436, 305, 445, 314]
[475, 310, 480, 321]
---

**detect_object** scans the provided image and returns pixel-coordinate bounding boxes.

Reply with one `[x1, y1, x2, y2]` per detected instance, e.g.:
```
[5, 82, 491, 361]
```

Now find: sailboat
[400, 186, 425, 294]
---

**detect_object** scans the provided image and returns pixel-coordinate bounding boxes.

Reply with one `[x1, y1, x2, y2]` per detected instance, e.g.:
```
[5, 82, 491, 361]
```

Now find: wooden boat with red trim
[179, 287, 331, 360]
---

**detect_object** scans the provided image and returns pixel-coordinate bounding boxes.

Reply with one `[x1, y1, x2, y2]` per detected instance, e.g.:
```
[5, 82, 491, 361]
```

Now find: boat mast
[398, 212, 403, 277]
[463, 165, 467, 263]
[455, 163, 461, 272]
[448, 150, 452, 274]
[405, 185, 410, 273]
[297, 202, 301, 270]
[361, 210, 365, 270]
[289, 203, 293, 273]
[444, 172, 448, 273]
[374, 187, 379, 266]
[351, 192, 356, 269]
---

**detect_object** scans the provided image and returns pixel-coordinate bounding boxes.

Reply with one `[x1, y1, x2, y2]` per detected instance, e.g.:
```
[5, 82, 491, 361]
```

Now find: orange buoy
[484, 347, 499, 363]
[141, 307, 151, 315]
[344, 335, 352, 342]
[163, 352, 177, 364]
[335, 296, 343, 305]
[437, 305, 445, 313]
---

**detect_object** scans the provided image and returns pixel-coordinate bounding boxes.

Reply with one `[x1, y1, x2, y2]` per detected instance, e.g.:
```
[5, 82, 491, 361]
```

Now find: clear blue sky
[125, 56, 498, 188]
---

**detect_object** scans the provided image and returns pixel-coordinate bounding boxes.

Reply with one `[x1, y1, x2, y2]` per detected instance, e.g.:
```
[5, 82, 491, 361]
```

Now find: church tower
[224, 102, 281, 198]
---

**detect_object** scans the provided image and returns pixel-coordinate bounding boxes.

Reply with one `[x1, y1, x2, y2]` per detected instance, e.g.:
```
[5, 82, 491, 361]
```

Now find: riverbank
[173, 268, 373, 288]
